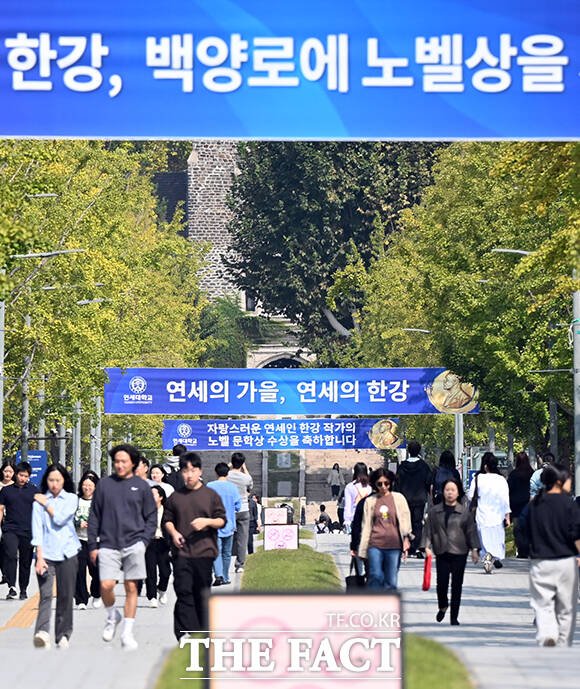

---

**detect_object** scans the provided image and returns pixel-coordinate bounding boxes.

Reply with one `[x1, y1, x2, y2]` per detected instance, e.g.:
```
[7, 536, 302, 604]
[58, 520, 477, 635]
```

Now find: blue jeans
[214, 534, 234, 581]
[367, 547, 401, 590]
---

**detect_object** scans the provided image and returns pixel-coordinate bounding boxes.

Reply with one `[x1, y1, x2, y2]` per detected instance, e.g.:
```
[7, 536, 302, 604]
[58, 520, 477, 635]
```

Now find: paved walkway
[314, 531, 580, 689]
[0, 532, 578, 689]
[0, 564, 243, 689]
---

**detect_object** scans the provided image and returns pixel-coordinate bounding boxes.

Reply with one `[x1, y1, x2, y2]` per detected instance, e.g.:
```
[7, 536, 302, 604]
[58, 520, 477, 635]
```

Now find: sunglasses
[375, 480, 390, 487]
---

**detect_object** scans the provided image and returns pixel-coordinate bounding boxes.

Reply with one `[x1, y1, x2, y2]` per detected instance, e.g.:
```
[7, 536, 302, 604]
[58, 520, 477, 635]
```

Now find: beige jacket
[358, 492, 412, 559]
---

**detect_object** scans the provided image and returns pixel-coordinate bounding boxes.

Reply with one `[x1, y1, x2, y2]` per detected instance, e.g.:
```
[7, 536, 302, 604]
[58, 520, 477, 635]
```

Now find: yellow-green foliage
[0, 140, 206, 452]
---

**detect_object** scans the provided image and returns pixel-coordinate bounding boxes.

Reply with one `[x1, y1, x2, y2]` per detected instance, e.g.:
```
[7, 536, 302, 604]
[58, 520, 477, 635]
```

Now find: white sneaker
[121, 633, 139, 651]
[483, 553, 493, 574]
[235, 565, 244, 573]
[57, 636, 69, 649]
[77, 603, 87, 610]
[149, 597, 159, 608]
[33, 631, 51, 649]
[102, 610, 122, 642]
[158, 591, 168, 606]
[92, 597, 103, 609]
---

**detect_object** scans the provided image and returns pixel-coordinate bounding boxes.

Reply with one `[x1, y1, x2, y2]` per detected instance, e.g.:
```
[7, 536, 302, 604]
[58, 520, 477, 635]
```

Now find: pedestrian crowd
[0, 440, 578, 651]
[0, 445, 260, 650]
[343, 441, 579, 645]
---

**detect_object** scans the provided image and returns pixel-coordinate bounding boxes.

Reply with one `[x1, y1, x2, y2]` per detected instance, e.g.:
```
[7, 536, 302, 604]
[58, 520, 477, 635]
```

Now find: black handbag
[345, 556, 366, 590]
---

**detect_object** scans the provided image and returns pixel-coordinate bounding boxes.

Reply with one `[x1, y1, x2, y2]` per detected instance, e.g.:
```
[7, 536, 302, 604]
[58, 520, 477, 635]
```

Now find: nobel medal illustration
[368, 419, 403, 449]
[426, 370, 478, 414]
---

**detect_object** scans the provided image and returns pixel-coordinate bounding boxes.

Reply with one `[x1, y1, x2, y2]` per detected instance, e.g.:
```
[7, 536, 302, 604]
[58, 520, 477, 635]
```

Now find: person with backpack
[431, 451, 461, 505]
[396, 440, 432, 557]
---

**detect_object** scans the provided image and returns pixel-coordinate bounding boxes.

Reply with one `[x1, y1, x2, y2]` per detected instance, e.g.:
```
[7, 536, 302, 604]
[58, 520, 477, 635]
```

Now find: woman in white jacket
[468, 452, 510, 573]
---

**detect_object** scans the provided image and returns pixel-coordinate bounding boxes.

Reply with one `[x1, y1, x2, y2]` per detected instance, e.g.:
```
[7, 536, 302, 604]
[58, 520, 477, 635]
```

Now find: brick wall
[187, 141, 240, 298]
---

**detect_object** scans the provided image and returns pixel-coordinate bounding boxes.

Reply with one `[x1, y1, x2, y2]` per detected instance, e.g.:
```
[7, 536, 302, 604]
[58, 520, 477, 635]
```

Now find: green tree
[359, 142, 578, 450]
[0, 140, 206, 456]
[225, 142, 441, 364]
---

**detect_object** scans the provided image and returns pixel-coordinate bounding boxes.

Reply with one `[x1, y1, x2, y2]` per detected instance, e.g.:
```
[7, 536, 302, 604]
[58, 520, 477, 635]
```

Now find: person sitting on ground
[315, 504, 333, 533]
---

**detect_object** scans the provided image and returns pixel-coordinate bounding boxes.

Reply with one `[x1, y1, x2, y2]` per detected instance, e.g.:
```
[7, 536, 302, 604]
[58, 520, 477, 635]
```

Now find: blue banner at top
[0, 1, 577, 140]
[104, 367, 479, 416]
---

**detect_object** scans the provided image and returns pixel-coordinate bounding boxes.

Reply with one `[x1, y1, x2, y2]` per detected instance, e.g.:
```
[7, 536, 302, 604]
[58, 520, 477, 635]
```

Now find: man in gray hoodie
[88, 444, 157, 650]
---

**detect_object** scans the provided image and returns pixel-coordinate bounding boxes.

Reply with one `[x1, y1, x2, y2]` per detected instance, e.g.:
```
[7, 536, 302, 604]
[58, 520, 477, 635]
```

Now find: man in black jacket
[396, 440, 432, 557]
[88, 444, 157, 650]
[0, 462, 37, 600]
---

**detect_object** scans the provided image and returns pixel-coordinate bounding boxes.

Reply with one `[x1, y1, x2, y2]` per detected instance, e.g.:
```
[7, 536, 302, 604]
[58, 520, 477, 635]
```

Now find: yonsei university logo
[129, 376, 148, 394]
[177, 423, 193, 438]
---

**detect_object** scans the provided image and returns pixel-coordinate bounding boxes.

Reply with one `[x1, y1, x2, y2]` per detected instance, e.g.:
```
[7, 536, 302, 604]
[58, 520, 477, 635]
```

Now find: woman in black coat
[422, 479, 480, 626]
[507, 451, 534, 557]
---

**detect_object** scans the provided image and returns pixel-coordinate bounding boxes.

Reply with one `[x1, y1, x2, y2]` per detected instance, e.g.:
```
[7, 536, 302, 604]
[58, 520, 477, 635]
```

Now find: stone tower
[187, 141, 239, 298]
[187, 142, 312, 369]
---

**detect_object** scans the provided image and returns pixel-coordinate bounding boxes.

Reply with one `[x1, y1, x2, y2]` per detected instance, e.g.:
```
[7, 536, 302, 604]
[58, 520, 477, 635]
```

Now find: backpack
[432, 466, 455, 504]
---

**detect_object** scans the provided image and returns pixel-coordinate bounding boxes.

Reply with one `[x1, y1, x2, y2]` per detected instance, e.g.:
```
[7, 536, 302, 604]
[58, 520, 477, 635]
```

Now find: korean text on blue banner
[104, 367, 479, 416]
[162, 417, 406, 451]
[0, 0, 577, 139]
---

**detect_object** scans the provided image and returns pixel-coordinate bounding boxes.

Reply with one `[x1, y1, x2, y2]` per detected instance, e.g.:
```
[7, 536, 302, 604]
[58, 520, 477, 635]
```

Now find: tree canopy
[358, 142, 578, 450]
[0, 140, 204, 456]
[225, 142, 441, 364]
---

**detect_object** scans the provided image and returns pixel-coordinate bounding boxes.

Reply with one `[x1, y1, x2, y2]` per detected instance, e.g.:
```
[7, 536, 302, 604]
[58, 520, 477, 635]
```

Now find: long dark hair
[352, 462, 369, 487]
[478, 452, 500, 475]
[438, 450, 455, 470]
[149, 463, 170, 483]
[513, 451, 533, 477]
[370, 467, 396, 492]
[0, 461, 15, 481]
[151, 484, 167, 506]
[41, 464, 75, 494]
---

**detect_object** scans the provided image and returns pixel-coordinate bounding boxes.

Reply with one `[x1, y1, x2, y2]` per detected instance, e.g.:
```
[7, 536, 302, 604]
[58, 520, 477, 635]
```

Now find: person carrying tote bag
[345, 556, 366, 590]
[355, 468, 411, 591]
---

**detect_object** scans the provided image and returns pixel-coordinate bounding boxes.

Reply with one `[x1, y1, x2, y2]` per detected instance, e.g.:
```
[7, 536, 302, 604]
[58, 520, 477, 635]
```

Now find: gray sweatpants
[35, 556, 78, 644]
[529, 556, 578, 647]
